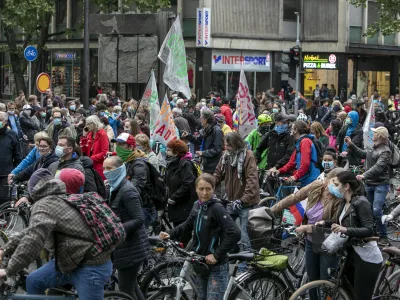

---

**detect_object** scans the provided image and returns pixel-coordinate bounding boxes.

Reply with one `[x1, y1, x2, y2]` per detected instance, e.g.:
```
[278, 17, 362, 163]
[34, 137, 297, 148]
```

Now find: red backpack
[65, 192, 126, 257]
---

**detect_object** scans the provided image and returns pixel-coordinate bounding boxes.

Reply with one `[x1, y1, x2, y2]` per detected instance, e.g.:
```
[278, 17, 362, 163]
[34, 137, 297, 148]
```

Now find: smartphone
[84, 127, 89, 132]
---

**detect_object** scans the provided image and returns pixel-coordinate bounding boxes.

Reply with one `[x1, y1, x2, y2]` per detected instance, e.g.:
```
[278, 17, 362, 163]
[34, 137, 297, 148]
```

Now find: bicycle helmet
[297, 113, 308, 122]
[257, 114, 273, 125]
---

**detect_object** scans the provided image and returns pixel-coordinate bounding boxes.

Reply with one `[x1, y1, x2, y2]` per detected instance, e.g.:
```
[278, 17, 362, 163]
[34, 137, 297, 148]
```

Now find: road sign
[24, 46, 38, 62]
[36, 73, 51, 93]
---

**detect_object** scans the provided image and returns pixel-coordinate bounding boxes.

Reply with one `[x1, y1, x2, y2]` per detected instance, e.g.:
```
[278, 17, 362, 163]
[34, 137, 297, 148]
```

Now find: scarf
[125, 149, 148, 163]
[221, 148, 247, 184]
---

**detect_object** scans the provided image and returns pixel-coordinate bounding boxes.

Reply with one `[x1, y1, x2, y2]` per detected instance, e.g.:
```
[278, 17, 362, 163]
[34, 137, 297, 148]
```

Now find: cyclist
[159, 174, 241, 300]
[317, 171, 382, 300]
[0, 168, 113, 299]
[245, 113, 273, 170]
[344, 126, 391, 245]
[269, 120, 320, 187]
[271, 167, 345, 285]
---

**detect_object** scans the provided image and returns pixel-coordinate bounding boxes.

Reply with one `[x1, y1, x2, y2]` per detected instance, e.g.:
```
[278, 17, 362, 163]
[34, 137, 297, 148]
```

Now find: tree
[0, 0, 170, 96]
[350, 0, 400, 37]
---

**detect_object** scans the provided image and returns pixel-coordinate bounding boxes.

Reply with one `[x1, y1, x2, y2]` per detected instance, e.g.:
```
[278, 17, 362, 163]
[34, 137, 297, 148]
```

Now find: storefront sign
[303, 53, 338, 69]
[203, 8, 211, 47]
[212, 50, 271, 72]
[196, 8, 203, 47]
[196, 8, 212, 47]
[54, 53, 76, 60]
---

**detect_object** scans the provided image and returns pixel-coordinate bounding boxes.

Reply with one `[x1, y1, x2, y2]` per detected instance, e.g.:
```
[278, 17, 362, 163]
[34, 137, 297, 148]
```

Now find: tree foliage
[0, 0, 170, 96]
[350, 0, 400, 37]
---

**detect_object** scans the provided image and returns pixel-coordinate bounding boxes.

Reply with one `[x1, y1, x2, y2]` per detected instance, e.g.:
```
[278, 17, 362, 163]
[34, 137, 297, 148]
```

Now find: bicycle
[148, 235, 307, 300]
[288, 237, 391, 300]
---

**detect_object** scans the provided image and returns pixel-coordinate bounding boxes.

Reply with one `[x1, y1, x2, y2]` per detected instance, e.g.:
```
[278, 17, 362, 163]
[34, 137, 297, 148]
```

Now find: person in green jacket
[245, 114, 273, 170]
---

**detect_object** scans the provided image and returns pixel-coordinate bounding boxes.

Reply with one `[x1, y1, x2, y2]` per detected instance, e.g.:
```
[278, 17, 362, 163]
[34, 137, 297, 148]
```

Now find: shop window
[357, 71, 390, 99]
[211, 72, 227, 98]
[349, 26, 362, 43]
[303, 69, 338, 99]
[51, 51, 81, 98]
[283, 0, 301, 22]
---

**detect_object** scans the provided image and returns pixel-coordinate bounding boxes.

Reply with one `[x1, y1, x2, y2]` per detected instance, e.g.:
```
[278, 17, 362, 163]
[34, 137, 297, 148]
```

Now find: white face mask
[24, 110, 31, 116]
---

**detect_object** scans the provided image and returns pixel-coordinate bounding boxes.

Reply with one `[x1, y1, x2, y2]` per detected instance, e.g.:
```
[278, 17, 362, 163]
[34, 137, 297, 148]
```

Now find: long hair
[336, 171, 365, 196]
[225, 132, 246, 150]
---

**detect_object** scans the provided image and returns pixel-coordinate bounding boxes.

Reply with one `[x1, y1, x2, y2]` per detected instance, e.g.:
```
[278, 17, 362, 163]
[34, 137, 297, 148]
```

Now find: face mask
[124, 128, 131, 134]
[53, 118, 62, 126]
[323, 161, 335, 170]
[345, 118, 351, 125]
[333, 106, 340, 112]
[24, 110, 31, 116]
[275, 124, 288, 134]
[258, 125, 270, 135]
[328, 183, 344, 199]
[7, 111, 14, 115]
[116, 145, 133, 162]
[99, 112, 105, 117]
[272, 108, 279, 113]
[47, 105, 53, 109]
[40, 112, 46, 118]
[103, 164, 127, 192]
[69, 105, 76, 111]
[55, 145, 66, 158]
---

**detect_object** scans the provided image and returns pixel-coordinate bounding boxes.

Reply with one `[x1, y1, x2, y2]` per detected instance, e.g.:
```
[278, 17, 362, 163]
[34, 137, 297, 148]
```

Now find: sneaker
[379, 236, 390, 246]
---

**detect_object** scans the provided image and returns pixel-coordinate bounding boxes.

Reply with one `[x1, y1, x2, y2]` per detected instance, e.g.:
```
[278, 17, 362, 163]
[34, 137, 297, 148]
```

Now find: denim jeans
[191, 262, 229, 300]
[26, 259, 113, 300]
[143, 207, 158, 229]
[226, 203, 252, 251]
[365, 184, 389, 237]
[305, 240, 339, 300]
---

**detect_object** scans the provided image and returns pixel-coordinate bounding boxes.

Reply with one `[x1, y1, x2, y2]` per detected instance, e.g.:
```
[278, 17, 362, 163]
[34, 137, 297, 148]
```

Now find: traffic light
[281, 46, 302, 79]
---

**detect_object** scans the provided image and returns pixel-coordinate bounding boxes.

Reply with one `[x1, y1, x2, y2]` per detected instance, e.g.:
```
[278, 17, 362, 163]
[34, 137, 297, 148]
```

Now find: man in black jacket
[184, 109, 223, 174]
[0, 112, 22, 203]
[255, 114, 294, 171]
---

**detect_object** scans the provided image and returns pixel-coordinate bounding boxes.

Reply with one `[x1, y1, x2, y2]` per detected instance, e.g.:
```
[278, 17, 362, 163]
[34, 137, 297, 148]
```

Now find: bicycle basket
[247, 207, 275, 251]
[253, 247, 289, 270]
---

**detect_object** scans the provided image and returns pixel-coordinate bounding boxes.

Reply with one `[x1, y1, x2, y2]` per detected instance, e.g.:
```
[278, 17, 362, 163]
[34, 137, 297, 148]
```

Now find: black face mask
[166, 155, 176, 162]
[258, 125, 270, 135]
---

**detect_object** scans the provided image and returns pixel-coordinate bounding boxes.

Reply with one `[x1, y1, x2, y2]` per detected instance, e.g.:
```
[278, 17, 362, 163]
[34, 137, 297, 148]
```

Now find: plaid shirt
[2, 179, 111, 275]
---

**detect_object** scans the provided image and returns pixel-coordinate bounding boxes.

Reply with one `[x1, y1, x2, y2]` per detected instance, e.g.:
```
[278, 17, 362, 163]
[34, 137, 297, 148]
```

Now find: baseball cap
[23, 104, 33, 110]
[111, 132, 136, 147]
[371, 126, 389, 139]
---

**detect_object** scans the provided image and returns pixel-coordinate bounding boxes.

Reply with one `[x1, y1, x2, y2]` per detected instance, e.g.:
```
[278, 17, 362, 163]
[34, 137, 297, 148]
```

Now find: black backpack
[144, 161, 168, 211]
[91, 168, 108, 200]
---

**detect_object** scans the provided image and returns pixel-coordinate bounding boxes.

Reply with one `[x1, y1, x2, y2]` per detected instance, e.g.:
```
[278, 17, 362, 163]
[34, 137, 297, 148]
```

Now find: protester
[48, 136, 84, 175]
[19, 104, 39, 150]
[311, 121, 329, 149]
[135, 134, 159, 170]
[7, 101, 22, 138]
[46, 108, 75, 144]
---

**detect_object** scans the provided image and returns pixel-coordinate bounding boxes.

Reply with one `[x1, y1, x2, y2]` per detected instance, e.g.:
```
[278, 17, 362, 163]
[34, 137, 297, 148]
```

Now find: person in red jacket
[220, 99, 233, 129]
[80, 115, 109, 179]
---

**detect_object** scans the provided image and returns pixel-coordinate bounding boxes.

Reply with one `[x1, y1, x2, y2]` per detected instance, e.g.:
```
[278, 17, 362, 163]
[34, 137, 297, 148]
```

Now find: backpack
[144, 161, 168, 210]
[90, 168, 108, 199]
[63, 192, 126, 258]
[296, 136, 324, 171]
[389, 141, 400, 168]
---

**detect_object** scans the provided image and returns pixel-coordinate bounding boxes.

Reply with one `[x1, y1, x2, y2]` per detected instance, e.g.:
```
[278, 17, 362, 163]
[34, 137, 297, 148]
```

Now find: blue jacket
[11, 147, 41, 175]
[295, 135, 320, 186]
[8, 114, 22, 138]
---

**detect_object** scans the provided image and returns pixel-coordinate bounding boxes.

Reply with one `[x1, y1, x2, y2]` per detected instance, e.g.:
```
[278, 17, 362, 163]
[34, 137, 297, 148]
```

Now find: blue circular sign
[24, 46, 38, 62]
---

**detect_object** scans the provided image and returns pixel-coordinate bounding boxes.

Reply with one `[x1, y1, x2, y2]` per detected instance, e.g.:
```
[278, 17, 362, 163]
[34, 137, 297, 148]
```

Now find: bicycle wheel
[289, 280, 351, 300]
[378, 269, 400, 297]
[103, 291, 134, 300]
[284, 237, 305, 274]
[373, 296, 400, 300]
[0, 208, 28, 234]
[140, 260, 184, 297]
[147, 286, 196, 300]
[229, 272, 289, 300]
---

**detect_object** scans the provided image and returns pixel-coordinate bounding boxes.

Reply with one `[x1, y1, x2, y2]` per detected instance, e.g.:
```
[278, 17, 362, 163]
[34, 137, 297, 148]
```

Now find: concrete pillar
[391, 57, 399, 95]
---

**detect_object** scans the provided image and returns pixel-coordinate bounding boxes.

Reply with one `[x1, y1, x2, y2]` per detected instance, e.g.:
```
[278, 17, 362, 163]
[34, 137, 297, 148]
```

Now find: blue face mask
[99, 112, 105, 117]
[328, 183, 344, 199]
[69, 105, 76, 111]
[275, 124, 288, 134]
[345, 118, 351, 125]
[103, 164, 127, 192]
[323, 160, 335, 170]
[272, 108, 279, 113]
[53, 118, 62, 126]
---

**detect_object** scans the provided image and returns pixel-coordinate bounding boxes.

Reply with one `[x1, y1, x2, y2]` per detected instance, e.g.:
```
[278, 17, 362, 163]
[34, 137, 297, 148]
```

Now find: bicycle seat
[228, 251, 255, 262]
[382, 246, 400, 257]
[260, 192, 270, 198]
[148, 236, 164, 246]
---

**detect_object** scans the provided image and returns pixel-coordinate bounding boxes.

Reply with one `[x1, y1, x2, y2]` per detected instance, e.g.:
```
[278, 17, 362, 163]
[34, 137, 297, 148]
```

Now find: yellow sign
[36, 73, 51, 93]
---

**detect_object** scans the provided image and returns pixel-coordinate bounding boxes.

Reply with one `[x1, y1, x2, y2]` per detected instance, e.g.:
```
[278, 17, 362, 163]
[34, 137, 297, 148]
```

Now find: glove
[232, 200, 243, 210]
[168, 199, 176, 205]
[267, 167, 279, 177]
[382, 214, 394, 224]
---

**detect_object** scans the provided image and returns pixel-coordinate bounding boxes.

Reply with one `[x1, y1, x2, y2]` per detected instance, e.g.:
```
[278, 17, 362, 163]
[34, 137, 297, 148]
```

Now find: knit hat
[28, 168, 53, 195]
[56, 168, 85, 194]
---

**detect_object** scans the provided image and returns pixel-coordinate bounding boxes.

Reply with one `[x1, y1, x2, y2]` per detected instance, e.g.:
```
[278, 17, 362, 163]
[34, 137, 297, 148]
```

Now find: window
[283, 0, 301, 22]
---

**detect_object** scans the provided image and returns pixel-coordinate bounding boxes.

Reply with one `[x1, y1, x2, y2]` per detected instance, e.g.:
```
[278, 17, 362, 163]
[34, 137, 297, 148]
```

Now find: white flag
[142, 70, 160, 134]
[152, 93, 178, 146]
[363, 101, 375, 149]
[237, 69, 257, 137]
[158, 16, 191, 99]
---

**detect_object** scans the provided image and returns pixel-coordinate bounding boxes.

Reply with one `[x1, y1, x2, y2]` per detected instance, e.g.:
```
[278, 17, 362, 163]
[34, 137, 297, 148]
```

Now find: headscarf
[342, 111, 359, 151]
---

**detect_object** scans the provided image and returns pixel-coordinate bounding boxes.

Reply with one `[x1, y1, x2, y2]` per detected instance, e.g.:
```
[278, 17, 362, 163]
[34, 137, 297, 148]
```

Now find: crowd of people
[0, 86, 398, 300]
